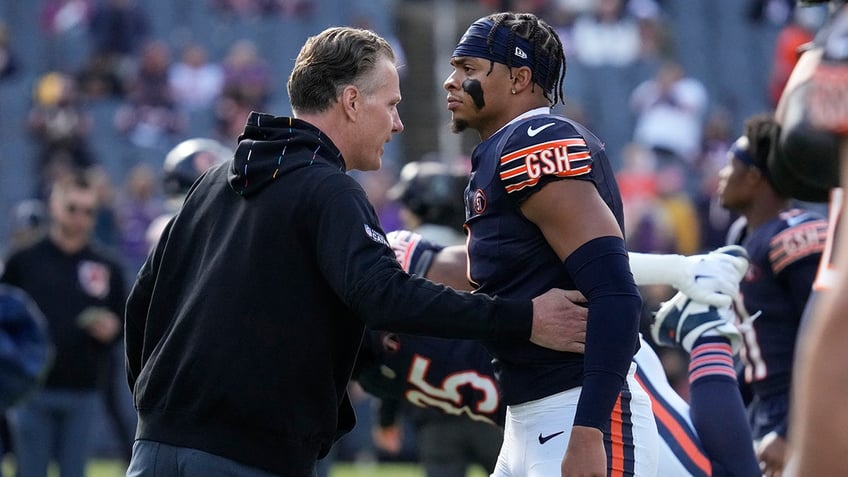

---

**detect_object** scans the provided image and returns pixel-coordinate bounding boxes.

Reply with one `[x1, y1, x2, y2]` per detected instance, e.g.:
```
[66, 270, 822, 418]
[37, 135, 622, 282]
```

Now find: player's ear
[512, 66, 534, 93]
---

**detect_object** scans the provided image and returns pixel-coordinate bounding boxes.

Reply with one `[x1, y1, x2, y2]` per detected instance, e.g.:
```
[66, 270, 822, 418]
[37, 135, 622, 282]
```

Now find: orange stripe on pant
[634, 373, 712, 476]
[609, 394, 625, 477]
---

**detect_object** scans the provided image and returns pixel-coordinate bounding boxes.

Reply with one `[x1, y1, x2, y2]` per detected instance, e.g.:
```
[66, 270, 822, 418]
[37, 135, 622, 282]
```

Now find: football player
[144, 137, 232, 249]
[771, 2, 848, 475]
[354, 230, 759, 477]
[444, 12, 654, 475]
[718, 113, 828, 477]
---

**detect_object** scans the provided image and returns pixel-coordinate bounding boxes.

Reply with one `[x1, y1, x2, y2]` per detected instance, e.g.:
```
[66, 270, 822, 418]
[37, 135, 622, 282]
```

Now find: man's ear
[511, 66, 534, 93]
[341, 84, 360, 120]
[746, 166, 766, 186]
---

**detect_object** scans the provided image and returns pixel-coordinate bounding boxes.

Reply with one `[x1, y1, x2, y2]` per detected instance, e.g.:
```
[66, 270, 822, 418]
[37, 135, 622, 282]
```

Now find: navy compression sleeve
[688, 336, 760, 477]
[565, 236, 642, 430]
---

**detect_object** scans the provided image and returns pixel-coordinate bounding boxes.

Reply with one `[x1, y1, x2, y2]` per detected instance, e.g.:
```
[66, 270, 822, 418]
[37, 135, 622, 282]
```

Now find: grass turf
[1, 459, 490, 477]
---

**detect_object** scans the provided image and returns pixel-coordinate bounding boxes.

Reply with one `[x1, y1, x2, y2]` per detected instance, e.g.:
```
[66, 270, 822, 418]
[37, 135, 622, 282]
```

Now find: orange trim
[769, 221, 828, 273]
[503, 165, 592, 193]
[634, 374, 712, 476]
[499, 138, 587, 165]
[609, 394, 625, 477]
[500, 166, 526, 180]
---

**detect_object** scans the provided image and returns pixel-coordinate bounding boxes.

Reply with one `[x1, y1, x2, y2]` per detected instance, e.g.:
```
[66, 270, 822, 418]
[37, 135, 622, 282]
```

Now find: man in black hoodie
[124, 26, 584, 476]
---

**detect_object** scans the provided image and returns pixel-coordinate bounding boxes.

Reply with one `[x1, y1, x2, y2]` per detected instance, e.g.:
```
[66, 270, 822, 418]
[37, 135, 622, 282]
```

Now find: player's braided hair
[485, 12, 566, 105]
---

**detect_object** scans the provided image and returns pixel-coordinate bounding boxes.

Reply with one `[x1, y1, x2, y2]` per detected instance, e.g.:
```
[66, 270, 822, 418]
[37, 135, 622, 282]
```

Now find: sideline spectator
[630, 60, 709, 167]
[26, 72, 96, 198]
[221, 39, 272, 111]
[114, 40, 186, 151]
[2, 171, 125, 477]
[767, 4, 827, 106]
[168, 43, 224, 113]
[0, 20, 19, 80]
[88, 0, 149, 84]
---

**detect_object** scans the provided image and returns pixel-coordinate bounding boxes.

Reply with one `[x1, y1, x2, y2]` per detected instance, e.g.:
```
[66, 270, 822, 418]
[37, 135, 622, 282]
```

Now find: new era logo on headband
[514, 47, 527, 59]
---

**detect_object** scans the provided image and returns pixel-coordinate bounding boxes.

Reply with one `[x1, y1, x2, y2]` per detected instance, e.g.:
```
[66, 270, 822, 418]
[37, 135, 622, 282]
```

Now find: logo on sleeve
[527, 122, 555, 137]
[364, 224, 389, 247]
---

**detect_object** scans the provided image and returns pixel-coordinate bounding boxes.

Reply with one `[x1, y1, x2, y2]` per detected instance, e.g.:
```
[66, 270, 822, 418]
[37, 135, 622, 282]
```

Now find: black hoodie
[125, 112, 532, 475]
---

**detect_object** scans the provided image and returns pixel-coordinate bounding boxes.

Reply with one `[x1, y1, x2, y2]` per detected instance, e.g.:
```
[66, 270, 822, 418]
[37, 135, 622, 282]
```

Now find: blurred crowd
[0, 0, 830, 471]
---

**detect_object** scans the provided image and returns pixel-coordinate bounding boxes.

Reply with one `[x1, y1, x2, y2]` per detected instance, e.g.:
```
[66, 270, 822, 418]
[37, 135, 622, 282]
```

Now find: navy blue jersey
[464, 112, 625, 405]
[356, 331, 504, 426]
[356, 332, 721, 477]
[728, 209, 827, 400]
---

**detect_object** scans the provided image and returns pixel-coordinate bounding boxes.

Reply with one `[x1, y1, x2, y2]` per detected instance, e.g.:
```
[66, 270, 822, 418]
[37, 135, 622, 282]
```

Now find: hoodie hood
[228, 111, 345, 197]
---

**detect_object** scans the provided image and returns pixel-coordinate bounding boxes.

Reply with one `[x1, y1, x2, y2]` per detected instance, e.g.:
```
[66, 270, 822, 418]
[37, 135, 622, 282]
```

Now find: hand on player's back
[530, 289, 587, 353]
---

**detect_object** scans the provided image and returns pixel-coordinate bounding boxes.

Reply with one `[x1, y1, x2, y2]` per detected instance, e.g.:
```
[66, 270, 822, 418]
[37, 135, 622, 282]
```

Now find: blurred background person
[0, 20, 19, 81]
[26, 72, 96, 199]
[378, 160, 503, 477]
[144, 137, 232, 250]
[0, 284, 52, 477]
[6, 200, 48, 253]
[387, 160, 468, 246]
[718, 113, 827, 477]
[168, 42, 224, 114]
[1, 171, 126, 477]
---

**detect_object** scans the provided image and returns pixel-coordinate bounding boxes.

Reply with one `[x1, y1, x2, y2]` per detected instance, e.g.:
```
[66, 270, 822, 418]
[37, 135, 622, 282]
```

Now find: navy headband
[452, 17, 553, 93]
[729, 133, 775, 184]
[729, 136, 758, 168]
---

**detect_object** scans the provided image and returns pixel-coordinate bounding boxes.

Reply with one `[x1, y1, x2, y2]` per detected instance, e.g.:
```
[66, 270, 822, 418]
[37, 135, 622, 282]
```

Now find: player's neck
[742, 193, 792, 231]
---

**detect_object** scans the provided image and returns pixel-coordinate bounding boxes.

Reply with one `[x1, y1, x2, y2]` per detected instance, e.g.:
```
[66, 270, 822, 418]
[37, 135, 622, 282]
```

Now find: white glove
[386, 230, 421, 268]
[652, 291, 743, 354]
[630, 245, 749, 308]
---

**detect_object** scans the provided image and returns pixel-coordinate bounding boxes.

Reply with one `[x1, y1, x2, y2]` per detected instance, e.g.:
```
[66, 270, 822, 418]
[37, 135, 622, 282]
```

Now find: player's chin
[450, 119, 469, 134]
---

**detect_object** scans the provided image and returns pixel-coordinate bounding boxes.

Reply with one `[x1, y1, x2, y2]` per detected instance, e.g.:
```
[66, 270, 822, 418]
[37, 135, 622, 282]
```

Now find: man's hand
[561, 425, 606, 477]
[530, 289, 587, 353]
[373, 424, 403, 455]
[78, 307, 121, 343]
[757, 431, 788, 477]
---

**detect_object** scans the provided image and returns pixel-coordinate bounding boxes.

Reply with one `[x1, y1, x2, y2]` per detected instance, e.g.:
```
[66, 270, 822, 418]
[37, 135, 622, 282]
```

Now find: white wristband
[628, 252, 686, 287]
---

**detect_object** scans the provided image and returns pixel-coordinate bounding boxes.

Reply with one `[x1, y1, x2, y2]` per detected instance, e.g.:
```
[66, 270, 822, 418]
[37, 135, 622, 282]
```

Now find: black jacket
[3, 237, 125, 391]
[125, 112, 532, 475]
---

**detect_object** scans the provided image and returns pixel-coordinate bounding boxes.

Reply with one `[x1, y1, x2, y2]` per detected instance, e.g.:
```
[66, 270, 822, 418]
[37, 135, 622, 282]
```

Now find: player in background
[379, 160, 503, 477]
[444, 12, 656, 475]
[144, 137, 232, 250]
[717, 113, 828, 476]
[356, 230, 759, 477]
[768, 2, 848, 475]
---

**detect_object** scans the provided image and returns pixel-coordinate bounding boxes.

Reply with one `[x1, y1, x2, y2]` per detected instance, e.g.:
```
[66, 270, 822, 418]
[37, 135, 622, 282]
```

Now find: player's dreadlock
[485, 12, 567, 105]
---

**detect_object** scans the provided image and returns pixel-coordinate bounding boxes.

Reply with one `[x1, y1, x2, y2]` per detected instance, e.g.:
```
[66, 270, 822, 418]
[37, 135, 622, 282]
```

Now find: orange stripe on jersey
[609, 394, 625, 477]
[498, 137, 592, 195]
[503, 165, 592, 194]
[499, 138, 587, 165]
[769, 221, 828, 273]
[634, 373, 712, 476]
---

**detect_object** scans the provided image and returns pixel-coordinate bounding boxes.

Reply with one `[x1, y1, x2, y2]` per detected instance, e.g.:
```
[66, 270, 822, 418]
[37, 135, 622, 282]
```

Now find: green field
[2, 459, 489, 477]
